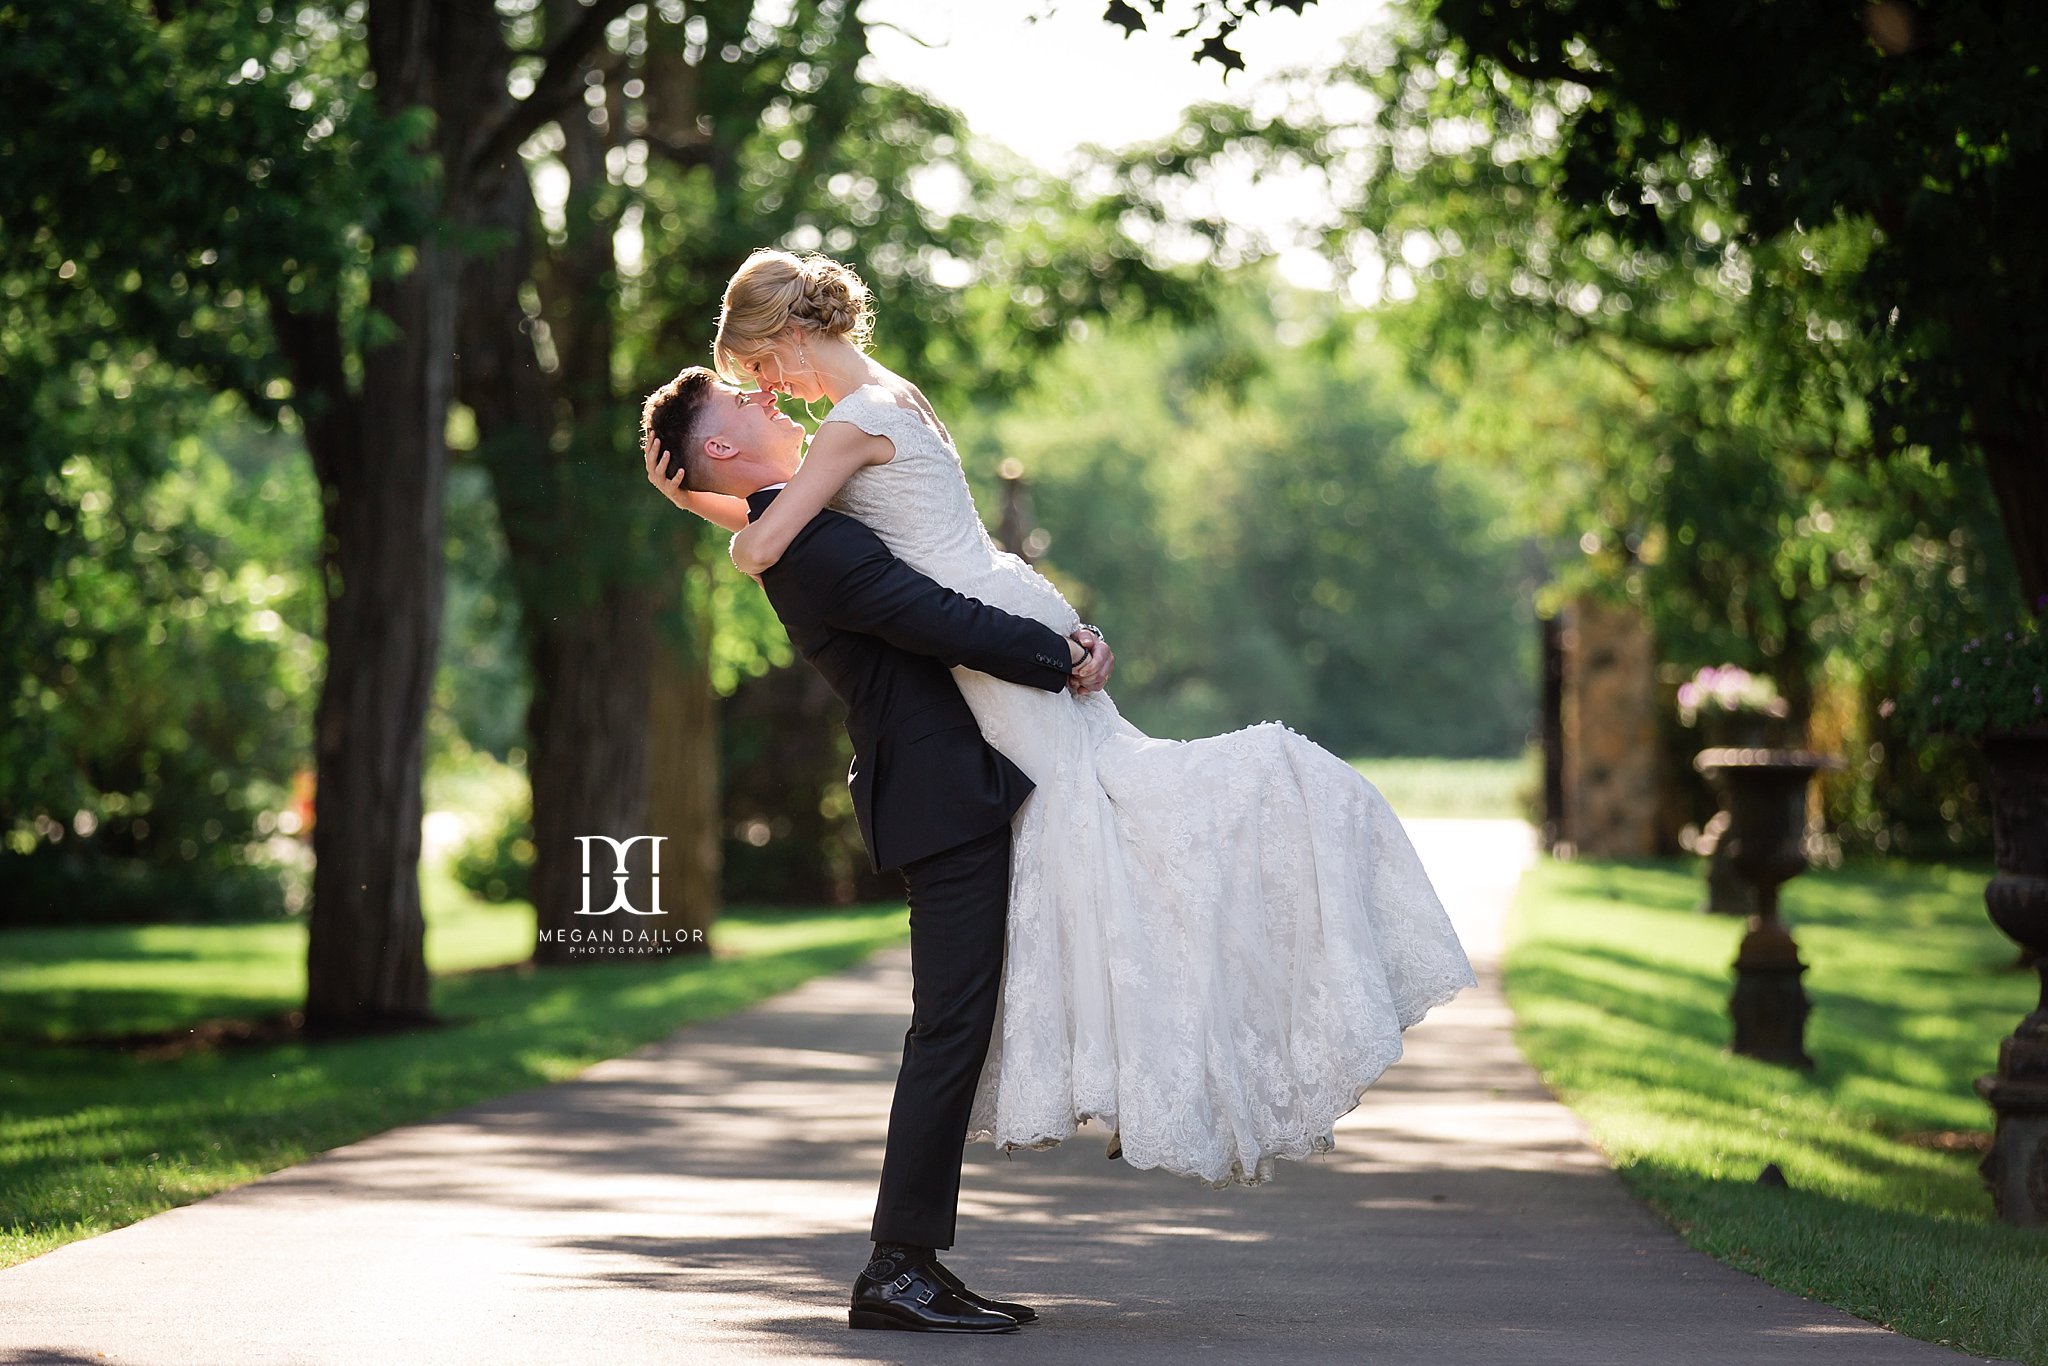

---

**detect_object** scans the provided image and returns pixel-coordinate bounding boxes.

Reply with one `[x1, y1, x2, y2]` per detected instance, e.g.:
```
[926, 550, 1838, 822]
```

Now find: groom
[640, 366, 1110, 1333]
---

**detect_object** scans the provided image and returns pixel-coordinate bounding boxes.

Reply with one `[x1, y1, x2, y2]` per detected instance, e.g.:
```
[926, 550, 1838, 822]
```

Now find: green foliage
[0, 854, 296, 930]
[0, 0, 437, 925]
[1102, 0, 1311, 70]
[1505, 856, 2047, 1363]
[0, 407, 321, 922]
[430, 461, 529, 762]
[963, 281, 1533, 756]
[1134, 0, 2048, 505]
[0, 2, 400, 406]
[1894, 620, 2048, 743]
[449, 790, 534, 907]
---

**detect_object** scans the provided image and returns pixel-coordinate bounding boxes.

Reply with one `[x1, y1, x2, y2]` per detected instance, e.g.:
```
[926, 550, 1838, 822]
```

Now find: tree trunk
[299, 253, 451, 1030]
[526, 592, 657, 961]
[451, 8, 684, 963]
[720, 662, 876, 903]
[451, 160, 661, 963]
[294, 0, 496, 1032]
[646, 524, 721, 955]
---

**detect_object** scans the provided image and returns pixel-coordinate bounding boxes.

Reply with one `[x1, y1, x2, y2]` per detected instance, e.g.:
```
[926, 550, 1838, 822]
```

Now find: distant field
[1349, 752, 1538, 821]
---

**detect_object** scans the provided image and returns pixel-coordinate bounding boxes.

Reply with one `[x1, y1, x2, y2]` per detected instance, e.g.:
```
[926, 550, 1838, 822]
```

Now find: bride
[664, 248, 1476, 1188]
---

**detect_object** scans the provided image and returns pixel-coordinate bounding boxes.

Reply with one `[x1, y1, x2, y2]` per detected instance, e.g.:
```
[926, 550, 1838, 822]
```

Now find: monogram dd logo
[575, 834, 668, 916]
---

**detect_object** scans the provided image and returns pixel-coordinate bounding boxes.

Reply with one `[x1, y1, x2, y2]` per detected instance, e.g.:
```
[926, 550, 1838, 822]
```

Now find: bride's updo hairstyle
[712, 248, 875, 383]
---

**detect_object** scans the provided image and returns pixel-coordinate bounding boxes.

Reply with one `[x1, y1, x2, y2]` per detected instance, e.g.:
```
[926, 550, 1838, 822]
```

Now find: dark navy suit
[745, 486, 1072, 1248]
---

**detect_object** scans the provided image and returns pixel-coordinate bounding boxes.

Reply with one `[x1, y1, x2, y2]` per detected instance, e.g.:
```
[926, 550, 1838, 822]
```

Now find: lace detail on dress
[819, 383, 1478, 1189]
[821, 385, 1078, 634]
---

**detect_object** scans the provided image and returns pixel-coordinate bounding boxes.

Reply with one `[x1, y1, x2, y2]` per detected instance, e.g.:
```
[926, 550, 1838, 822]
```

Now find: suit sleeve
[767, 512, 1074, 693]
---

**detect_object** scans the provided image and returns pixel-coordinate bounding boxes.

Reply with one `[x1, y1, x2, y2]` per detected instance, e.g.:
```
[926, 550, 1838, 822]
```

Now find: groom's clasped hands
[1067, 626, 1113, 697]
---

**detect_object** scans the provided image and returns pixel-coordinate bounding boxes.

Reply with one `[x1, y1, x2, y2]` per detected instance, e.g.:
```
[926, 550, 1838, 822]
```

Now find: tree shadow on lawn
[1506, 940, 1997, 1214]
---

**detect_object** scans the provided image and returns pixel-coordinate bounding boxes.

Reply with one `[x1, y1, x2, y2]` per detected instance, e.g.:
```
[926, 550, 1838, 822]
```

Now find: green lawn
[0, 864, 909, 1268]
[1504, 856, 2048, 1364]
[1350, 751, 1538, 821]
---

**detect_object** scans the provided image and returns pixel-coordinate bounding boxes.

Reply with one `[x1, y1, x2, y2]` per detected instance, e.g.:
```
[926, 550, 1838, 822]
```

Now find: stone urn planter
[1677, 667, 1794, 917]
[1974, 723, 2048, 1226]
[1692, 747, 1844, 1070]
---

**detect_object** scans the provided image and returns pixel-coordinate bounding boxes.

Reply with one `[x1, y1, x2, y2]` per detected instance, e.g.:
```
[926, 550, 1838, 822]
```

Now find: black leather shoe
[849, 1257, 1019, 1333]
[928, 1257, 1038, 1323]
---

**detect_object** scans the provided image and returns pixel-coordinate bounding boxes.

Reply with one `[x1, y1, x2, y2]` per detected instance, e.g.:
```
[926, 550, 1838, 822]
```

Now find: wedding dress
[822, 384, 1478, 1188]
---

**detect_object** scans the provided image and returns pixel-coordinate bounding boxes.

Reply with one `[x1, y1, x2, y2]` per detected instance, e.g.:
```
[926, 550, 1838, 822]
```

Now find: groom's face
[702, 380, 804, 482]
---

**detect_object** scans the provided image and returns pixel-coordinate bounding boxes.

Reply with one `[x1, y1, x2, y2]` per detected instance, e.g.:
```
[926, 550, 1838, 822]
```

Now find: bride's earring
[795, 335, 824, 420]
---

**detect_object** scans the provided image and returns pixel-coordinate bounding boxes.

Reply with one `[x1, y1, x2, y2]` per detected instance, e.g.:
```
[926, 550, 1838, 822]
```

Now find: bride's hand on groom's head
[643, 432, 690, 510]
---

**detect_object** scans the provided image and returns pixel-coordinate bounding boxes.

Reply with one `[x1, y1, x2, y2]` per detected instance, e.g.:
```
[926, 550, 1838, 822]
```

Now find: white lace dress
[822, 383, 1478, 1188]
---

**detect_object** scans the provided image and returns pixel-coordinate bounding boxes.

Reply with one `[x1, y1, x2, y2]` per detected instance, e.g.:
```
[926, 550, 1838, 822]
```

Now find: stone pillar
[1559, 596, 1663, 858]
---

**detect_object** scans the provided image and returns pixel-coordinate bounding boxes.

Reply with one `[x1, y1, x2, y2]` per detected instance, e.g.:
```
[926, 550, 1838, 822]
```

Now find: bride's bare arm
[728, 423, 893, 574]
[679, 490, 752, 534]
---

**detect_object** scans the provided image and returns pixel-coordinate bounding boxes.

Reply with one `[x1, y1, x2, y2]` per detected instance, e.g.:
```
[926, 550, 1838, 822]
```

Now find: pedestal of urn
[1692, 747, 1843, 1070]
[1973, 727, 2048, 1226]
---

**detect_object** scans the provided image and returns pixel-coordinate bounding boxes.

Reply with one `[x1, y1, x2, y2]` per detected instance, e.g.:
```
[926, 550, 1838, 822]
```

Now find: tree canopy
[1119, 0, 2048, 609]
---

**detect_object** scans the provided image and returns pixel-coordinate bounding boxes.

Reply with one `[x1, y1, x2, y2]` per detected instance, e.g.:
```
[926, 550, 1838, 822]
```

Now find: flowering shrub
[1888, 617, 2048, 741]
[1676, 665, 1792, 729]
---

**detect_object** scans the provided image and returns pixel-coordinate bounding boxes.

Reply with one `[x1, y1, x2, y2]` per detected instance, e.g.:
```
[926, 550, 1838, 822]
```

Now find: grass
[1503, 855, 2048, 1363]
[0, 861, 910, 1269]
[1350, 751, 1539, 821]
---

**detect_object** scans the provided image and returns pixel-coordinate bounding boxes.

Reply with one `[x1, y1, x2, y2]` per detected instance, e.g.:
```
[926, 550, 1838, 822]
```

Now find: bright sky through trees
[864, 1, 1376, 164]
[864, 0, 1388, 296]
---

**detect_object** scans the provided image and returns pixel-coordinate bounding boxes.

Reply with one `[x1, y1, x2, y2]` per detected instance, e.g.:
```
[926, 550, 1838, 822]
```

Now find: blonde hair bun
[794, 255, 873, 342]
[713, 248, 875, 381]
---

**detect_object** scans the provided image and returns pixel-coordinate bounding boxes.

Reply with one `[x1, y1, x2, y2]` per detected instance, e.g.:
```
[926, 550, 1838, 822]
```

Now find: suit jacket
[746, 487, 1074, 872]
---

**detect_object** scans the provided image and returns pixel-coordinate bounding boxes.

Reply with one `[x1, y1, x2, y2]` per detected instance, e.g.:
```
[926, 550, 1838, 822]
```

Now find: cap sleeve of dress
[820, 385, 921, 448]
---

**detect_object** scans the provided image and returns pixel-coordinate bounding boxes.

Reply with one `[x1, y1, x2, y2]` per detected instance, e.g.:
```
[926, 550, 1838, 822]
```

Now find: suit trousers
[869, 821, 1013, 1250]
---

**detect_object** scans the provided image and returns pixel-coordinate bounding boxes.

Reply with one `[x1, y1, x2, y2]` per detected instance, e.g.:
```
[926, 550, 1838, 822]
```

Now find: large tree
[3, 0, 641, 1028]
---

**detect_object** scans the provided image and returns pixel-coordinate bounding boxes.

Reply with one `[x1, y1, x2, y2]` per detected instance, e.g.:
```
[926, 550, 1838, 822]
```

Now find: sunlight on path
[1397, 816, 1539, 967]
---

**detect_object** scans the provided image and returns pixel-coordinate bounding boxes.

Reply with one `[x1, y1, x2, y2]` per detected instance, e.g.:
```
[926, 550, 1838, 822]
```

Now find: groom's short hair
[641, 366, 720, 490]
